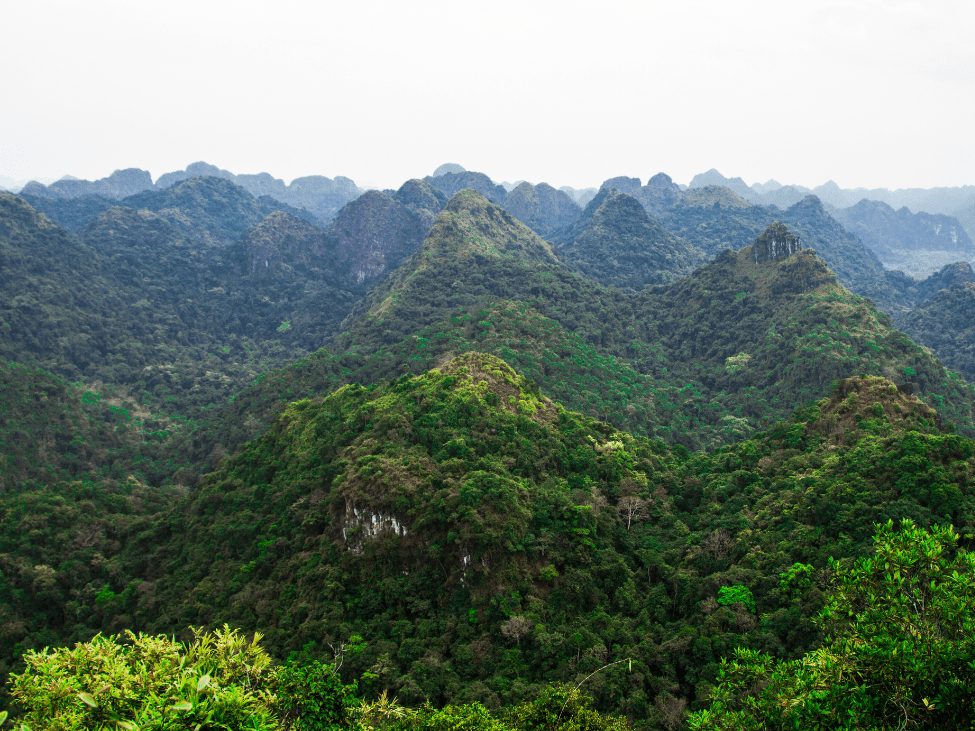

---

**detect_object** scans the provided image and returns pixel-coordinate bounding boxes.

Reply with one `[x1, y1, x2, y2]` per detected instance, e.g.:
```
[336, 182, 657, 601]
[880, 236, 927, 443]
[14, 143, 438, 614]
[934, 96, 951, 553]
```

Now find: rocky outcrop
[331, 190, 427, 285]
[753, 223, 802, 264]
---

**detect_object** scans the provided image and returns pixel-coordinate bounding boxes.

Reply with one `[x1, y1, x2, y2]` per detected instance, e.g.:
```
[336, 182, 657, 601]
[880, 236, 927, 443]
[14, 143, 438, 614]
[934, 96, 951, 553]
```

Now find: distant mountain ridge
[18, 161, 362, 222]
[833, 199, 975, 277]
[689, 167, 975, 215]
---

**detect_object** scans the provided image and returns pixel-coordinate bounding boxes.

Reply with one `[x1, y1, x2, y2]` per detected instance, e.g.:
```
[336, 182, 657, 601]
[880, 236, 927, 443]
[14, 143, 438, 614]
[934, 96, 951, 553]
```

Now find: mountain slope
[895, 282, 975, 383]
[119, 176, 313, 246]
[186, 200, 975, 472]
[553, 188, 705, 289]
[501, 182, 581, 238]
[110, 354, 975, 720]
[833, 198, 975, 277]
[330, 190, 427, 286]
[0, 194, 360, 424]
[15, 192, 117, 232]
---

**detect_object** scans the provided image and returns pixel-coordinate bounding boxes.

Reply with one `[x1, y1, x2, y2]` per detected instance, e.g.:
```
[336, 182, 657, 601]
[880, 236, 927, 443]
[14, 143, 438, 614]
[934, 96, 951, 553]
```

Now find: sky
[2, 0, 974, 192]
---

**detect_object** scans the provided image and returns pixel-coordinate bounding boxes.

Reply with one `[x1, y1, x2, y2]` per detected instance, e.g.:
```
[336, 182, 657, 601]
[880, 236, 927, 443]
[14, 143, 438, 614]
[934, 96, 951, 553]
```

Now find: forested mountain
[15, 192, 119, 232]
[392, 178, 449, 230]
[19, 167, 154, 199]
[118, 176, 316, 246]
[178, 192, 975, 481]
[2, 351, 972, 728]
[425, 170, 509, 205]
[0, 191, 360, 420]
[502, 182, 581, 238]
[833, 199, 975, 277]
[4, 167, 975, 730]
[896, 281, 975, 383]
[553, 188, 706, 289]
[22, 160, 363, 223]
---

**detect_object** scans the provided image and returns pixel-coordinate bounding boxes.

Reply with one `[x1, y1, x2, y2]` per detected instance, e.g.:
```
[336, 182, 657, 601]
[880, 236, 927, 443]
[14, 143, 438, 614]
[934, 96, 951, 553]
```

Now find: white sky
[2, 0, 973, 191]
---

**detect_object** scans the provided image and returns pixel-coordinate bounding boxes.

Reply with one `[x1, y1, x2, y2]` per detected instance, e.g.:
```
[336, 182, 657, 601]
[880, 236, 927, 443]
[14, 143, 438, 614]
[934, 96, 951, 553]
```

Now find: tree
[616, 496, 647, 530]
[689, 520, 975, 730]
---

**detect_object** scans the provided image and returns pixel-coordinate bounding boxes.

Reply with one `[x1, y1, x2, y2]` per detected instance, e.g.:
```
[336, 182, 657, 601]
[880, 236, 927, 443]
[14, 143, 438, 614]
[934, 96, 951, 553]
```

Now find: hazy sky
[3, 0, 973, 191]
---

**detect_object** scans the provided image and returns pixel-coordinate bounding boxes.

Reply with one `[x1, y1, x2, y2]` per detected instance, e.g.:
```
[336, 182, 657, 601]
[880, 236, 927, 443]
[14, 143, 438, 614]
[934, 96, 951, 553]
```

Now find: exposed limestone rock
[753, 222, 802, 264]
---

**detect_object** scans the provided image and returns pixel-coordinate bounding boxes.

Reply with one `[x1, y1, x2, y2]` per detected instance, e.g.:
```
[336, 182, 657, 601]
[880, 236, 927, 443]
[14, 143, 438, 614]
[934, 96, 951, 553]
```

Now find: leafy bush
[10, 626, 280, 730]
[276, 659, 361, 730]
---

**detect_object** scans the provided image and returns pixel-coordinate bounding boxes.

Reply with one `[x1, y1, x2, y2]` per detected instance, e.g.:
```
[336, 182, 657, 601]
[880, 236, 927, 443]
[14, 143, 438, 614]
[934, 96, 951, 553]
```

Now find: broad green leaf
[196, 673, 211, 691]
[173, 701, 193, 711]
[78, 692, 98, 708]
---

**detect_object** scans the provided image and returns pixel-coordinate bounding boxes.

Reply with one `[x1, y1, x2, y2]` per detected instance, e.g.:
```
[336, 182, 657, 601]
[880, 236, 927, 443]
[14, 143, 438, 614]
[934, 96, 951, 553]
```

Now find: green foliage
[504, 685, 629, 730]
[716, 586, 755, 613]
[276, 660, 361, 731]
[359, 685, 628, 731]
[363, 699, 506, 731]
[778, 563, 813, 599]
[9, 625, 280, 730]
[9, 182, 975, 728]
[688, 521, 975, 730]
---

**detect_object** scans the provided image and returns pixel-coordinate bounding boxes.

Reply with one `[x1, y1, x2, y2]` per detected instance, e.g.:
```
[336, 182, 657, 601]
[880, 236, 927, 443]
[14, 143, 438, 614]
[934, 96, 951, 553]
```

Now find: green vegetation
[689, 521, 975, 730]
[553, 188, 706, 290]
[897, 281, 975, 383]
[4, 352, 970, 728]
[9, 626, 359, 731]
[5, 179, 975, 729]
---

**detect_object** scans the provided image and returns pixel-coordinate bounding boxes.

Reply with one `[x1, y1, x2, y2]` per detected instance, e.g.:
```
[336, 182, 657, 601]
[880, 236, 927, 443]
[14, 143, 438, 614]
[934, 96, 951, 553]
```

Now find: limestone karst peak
[753, 222, 802, 264]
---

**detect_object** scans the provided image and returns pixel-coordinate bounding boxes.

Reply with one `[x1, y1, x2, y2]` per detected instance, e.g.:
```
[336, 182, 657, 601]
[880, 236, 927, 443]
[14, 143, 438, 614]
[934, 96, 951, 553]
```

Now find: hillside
[502, 182, 581, 238]
[392, 178, 448, 231]
[895, 282, 975, 383]
[15, 192, 117, 231]
[184, 193, 975, 475]
[553, 188, 706, 289]
[18, 167, 154, 199]
[0, 193, 359, 425]
[833, 198, 975, 277]
[425, 170, 509, 205]
[118, 176, 313, 246]
[6, 352, 971, 726]
[153, 161, 363, 221]
[7, 167, 975, 729]
[330, 190, 428, 286]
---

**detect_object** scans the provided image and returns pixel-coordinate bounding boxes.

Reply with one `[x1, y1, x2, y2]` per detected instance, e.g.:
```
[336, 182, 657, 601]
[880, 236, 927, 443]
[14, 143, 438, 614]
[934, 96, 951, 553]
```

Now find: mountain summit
[752, 222, 802, 264]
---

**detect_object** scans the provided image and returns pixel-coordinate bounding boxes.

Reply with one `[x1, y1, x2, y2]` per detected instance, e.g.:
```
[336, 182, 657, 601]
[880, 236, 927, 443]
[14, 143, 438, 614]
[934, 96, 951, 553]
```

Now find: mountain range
[3, 162, 975, 729]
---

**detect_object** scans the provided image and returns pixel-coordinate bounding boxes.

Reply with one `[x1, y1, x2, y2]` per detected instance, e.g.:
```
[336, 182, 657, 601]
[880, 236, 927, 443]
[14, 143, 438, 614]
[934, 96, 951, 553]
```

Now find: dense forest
[2, 166, 975, 729]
